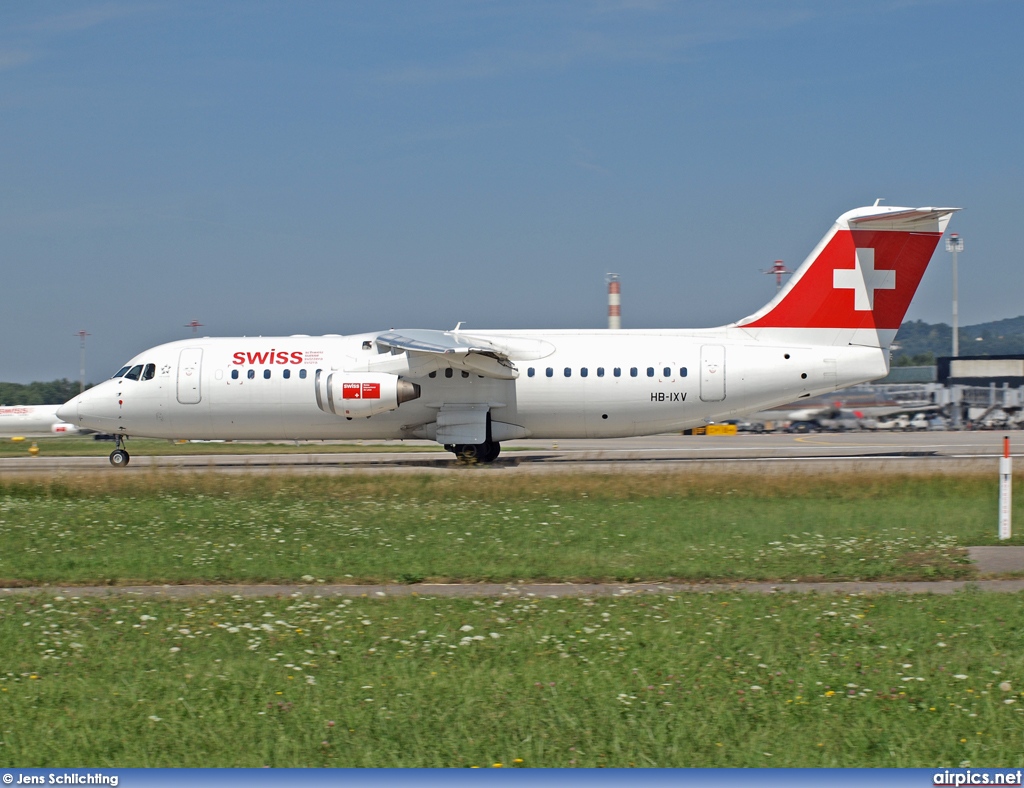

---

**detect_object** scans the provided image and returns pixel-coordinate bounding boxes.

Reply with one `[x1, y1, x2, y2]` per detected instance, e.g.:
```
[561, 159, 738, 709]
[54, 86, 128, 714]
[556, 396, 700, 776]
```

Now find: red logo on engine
[342, 383, 381, 399]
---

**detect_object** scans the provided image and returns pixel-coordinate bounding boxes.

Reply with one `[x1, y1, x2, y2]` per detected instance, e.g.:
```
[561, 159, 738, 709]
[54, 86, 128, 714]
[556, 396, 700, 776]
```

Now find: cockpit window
[113, 366, 130, 379]
[123, 365, 144, 381]
[141, 363, 156, 381]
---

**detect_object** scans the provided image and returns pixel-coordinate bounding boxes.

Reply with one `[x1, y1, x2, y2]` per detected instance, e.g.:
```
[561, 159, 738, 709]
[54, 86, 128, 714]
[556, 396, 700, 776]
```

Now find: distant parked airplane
[57, 204, 959, 466]
[0, 404, 83, 438]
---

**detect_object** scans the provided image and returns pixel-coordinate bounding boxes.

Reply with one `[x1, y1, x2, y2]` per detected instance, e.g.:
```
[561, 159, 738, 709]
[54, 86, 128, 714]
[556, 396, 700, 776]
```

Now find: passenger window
[680, 367, 688, 377]
[580, 368, 588, 378]
[141, 363, 156, 381]
[630, 368, 638, 377]
[231, 369, 239, 380]
[647, 367, 655, 377]
[461, 370, 469, 378]
[597, 367, 604, 377]
[124, 365, 143, 381]
[663, 367, 671, 377]
[527, 368, 535, 377]
[564, 367, 571, 377]
[283, 369, 291, 379]
[546, 368, 553, 377]
[247, 369, 255, 380]
[429, 371, 437, 378]
[299, 369, 307, 379]
[444, 368, 453, 378]
[264, 369, 271, 379]
[614, 367, 621, 377]
[113, 366, 130, 379]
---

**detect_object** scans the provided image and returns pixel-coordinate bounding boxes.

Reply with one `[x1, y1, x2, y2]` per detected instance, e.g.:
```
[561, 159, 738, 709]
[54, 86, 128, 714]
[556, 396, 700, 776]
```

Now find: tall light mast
[945, 233, 963, 357]
[764, 260, 792, 292]
[73, 330, 90, 393]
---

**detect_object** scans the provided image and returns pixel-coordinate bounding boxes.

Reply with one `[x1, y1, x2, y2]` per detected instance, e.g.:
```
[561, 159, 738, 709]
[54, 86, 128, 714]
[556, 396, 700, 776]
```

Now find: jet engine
[316, 372, 421, 418]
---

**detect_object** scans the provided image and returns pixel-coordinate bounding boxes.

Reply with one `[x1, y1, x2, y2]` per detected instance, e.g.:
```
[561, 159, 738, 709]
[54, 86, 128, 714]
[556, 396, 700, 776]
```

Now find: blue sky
[1, 1, 1021, 383]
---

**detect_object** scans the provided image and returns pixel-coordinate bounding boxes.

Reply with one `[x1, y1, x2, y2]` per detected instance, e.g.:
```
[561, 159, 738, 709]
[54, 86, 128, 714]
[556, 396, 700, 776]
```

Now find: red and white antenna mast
[764, 260, 792, 292]
[185, 319, 204, 336]
[606, 273, 621, 330]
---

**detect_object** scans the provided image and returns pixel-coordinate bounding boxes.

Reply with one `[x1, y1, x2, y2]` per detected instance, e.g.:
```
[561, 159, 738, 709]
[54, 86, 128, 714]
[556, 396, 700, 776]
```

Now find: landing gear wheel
[109, 449, 130, 467]
[451, 441, 500, 464]
[479, 440, 500, 462]
[452, 443, 477, 463]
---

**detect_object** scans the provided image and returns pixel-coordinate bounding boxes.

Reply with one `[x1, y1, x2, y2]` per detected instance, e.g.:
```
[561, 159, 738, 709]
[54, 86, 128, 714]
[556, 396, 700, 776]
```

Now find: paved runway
[1, 431, 1019, 475]
[4, 578, 1024, 599]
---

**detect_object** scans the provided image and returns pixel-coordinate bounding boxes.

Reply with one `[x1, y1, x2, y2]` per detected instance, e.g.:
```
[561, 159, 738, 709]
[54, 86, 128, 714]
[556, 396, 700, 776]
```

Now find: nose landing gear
[109, 435, 130, 467]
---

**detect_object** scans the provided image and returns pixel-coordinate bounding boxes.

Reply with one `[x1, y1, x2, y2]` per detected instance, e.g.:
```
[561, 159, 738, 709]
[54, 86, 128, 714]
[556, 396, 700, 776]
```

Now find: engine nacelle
[51, 422, 81, 435]
[316, 372, 420, 417]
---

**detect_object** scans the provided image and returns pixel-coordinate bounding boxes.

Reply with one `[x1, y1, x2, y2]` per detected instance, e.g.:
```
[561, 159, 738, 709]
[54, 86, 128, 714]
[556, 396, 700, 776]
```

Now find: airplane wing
[372, 329, 547, 380]
[376, 329, 509, 358]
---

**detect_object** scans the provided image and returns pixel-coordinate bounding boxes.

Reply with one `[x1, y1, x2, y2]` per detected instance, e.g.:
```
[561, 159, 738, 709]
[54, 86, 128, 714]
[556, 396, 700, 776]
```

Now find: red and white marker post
[999, 436, 1012, 541]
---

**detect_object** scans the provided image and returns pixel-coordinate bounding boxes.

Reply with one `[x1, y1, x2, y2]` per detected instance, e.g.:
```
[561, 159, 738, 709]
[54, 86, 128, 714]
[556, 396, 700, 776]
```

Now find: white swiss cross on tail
[833, 248, 896, 311]
[736, 205, 959, 345]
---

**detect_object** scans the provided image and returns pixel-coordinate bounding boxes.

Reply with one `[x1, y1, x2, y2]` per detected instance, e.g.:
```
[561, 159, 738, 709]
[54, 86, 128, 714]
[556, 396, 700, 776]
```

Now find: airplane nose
[56, 399, 79, 424]
[59, 383, 123, 432]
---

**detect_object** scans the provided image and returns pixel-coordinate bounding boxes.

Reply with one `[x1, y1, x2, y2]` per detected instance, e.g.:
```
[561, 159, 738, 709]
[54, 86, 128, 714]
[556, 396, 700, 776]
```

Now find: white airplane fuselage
[58, 329, 886, 442]
[57, 204, 958, 464]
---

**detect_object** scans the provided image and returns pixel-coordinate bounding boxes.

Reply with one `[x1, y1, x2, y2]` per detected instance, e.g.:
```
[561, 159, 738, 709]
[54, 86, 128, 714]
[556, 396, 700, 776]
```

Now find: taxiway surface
[1, 431, 1018, 475]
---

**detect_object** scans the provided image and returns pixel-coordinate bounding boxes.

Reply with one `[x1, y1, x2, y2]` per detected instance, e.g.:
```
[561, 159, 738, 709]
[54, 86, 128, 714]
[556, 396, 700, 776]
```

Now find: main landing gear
[109, 435, 130, 467]
[445, 441, 501, 464]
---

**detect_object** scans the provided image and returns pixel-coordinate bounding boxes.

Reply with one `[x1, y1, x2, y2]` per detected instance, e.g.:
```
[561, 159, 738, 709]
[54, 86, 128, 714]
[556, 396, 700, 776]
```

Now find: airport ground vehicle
[875, 414, 910, 431]
[722, 418, 766, 433]
[909, 413, 930, 430]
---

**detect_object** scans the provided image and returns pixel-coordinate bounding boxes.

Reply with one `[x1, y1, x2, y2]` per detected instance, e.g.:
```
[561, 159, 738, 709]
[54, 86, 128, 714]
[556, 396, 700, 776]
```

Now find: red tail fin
[738, 206, 959, 339]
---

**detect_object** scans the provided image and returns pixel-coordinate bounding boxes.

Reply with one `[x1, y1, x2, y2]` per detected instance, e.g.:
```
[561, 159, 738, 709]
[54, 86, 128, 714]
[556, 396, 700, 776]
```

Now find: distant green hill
[893, 316, 1024, 365]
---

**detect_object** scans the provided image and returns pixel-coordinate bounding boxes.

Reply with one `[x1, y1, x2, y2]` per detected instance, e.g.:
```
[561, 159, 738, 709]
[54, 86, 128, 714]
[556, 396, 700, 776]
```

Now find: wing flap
[373, 330, 519, 380]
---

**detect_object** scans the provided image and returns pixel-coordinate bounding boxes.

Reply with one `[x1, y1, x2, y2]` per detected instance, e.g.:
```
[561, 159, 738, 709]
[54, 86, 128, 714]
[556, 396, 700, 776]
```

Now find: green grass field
[1, 470, 1022, 767]
[0, 472, 1019, 586]
[1, 590, 1022, 767]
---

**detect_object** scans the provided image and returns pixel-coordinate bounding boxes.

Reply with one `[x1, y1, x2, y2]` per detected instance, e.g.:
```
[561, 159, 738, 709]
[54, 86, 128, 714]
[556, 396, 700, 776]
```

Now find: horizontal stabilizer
[846, 206, 960, 232]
